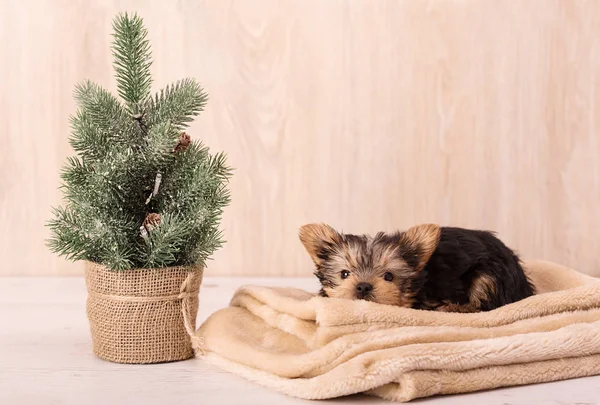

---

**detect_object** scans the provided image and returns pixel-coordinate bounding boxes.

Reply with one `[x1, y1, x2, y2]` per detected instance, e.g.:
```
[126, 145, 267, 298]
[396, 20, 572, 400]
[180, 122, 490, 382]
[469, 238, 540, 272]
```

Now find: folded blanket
[196, 260, 600, 402]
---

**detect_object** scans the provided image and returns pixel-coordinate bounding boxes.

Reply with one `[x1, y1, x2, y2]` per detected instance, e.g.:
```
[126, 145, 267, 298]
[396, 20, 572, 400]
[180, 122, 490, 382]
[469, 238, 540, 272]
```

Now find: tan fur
[342, 243, 360, 269]
[370, 242, 407, 274]
[436, 274, 496, 313]
[298, 223, 340, 265]
[319, 232, 413, 304]
[299, 223, 443, 306]
[399, 223, 441, 270]
[469, 273, 497, 306]
[370, 278, 407, 306]
[324, 273, 407, 306]
[435, 274, 498, 313]
[322, 272, 358, 300]
[437, 302, 479, 313]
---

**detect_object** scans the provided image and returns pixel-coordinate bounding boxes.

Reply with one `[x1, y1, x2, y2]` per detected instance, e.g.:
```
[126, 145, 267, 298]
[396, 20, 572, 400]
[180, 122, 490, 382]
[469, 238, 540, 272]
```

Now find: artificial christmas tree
[47, 12, 231, 363]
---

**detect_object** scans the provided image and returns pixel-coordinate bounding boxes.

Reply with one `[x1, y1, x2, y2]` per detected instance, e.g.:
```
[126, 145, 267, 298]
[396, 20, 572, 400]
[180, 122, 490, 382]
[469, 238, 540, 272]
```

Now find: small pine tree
[47, 12, 232, 271]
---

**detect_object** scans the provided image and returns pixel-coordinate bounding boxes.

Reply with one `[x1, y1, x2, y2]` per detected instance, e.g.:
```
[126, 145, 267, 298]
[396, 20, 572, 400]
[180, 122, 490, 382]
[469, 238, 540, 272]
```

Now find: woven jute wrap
[84, 261, 203, 364]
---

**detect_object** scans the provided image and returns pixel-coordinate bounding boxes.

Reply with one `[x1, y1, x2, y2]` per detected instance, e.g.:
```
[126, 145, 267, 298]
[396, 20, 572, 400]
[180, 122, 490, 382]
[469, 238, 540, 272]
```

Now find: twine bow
[179, 272, 205, 354]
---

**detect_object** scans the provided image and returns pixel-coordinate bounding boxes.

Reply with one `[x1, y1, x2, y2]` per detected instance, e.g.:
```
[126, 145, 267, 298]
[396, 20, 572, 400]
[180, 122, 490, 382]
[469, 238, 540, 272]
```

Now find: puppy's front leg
[436, 302, 481, 313]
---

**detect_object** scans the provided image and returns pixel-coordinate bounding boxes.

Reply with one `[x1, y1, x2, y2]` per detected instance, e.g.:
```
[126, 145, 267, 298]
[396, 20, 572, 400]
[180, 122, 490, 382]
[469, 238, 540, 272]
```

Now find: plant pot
[84, 261, 203, 364]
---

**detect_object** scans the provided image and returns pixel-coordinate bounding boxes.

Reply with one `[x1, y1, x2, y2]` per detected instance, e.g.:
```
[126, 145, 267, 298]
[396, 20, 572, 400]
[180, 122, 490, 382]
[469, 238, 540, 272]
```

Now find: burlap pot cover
[84, 261, 203, 364]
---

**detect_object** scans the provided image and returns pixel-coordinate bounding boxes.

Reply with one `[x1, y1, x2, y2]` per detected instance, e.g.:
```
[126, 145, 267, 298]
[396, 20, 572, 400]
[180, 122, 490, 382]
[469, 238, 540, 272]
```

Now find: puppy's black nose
[356, 282, 373, 298]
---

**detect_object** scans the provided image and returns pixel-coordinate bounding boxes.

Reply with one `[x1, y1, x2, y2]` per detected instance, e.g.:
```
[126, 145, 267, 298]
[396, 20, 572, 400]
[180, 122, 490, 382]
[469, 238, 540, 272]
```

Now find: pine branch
[111, 12, 153, 112]
[158, 142, 232, 215]
[207, 151, 234, 183]
[47, 206, 100, 262]
[157, 141, 232, 265]
[145, 78, 208, 130]
[71, 81, 139, 157]
[46, 206, 136, 270]
[145, 121, 179, 166]
[184, 229, 224, 266]
[69, 111, 111, 161]
[182, 187, 230, 265]
[142, 214, 194, 267]
[74, 81, 126, 128]
[60, 156, 91, 190]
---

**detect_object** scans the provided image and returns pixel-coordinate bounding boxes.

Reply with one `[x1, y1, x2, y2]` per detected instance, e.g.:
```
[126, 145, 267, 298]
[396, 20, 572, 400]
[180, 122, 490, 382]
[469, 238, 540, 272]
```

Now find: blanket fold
[197, 260, 600, 401]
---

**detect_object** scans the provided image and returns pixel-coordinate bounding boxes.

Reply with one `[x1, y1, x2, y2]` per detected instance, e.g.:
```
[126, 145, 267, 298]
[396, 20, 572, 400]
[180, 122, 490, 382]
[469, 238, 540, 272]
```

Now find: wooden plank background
[1, 0, 599, 277]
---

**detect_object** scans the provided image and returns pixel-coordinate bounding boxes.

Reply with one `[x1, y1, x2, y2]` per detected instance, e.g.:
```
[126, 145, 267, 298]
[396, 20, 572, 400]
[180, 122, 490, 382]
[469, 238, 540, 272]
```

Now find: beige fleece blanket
[196, 260, 600, 402]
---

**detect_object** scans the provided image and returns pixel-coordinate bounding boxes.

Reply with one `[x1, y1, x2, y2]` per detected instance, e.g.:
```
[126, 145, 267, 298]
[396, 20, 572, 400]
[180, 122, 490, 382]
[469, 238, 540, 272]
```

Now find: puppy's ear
[299, 223, 341, 266]
[399, 224, 441, 271]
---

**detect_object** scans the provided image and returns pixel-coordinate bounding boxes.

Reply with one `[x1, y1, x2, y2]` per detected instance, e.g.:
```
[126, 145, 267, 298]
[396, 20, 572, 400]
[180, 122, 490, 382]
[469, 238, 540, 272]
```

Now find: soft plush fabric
[196, 260, 600, 402]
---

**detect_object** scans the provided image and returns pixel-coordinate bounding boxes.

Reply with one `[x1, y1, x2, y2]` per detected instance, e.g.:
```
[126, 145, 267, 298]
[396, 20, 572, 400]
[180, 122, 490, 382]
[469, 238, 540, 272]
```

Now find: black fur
[410, 227, 535, 311]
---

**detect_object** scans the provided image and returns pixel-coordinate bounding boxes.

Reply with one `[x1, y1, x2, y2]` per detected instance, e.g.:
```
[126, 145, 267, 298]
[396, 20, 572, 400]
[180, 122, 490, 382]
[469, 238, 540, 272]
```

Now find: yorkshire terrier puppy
[299, 223, 534, 312]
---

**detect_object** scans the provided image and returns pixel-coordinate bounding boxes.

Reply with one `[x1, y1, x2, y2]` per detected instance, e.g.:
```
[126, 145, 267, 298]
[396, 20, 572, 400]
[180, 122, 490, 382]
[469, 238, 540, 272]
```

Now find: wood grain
[1, 276, 599, 404]
[1, 1, 599, 276]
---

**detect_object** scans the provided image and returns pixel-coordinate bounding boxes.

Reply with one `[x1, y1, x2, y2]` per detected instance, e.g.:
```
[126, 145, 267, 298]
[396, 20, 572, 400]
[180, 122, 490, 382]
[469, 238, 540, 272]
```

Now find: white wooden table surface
[1, 277, 599, 405]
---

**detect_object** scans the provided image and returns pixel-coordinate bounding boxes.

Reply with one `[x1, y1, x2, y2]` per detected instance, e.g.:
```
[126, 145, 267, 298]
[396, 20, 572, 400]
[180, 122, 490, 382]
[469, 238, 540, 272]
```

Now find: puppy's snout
[356, 282, 373, 299]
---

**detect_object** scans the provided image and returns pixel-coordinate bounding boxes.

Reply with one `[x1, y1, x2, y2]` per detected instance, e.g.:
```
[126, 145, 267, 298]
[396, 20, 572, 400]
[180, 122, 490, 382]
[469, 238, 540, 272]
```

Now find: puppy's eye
[384, 272, 394, 282]
[340, 270, 350, 279]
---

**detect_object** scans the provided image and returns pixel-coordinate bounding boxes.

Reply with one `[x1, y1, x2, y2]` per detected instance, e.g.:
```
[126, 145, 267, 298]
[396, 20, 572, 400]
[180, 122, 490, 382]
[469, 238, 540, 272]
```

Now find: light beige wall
[1, 1, 599, 277]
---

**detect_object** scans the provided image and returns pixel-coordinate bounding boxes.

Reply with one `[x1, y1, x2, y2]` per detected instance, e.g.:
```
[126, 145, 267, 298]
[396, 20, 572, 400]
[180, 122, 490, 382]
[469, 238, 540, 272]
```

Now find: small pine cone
[174, 132, 191, 153]
[143, 213, 161, 231]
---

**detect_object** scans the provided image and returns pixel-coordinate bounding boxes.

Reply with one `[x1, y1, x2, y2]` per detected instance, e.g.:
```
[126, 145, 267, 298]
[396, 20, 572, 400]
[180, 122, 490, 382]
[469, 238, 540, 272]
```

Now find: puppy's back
[415, 227, 534, 311]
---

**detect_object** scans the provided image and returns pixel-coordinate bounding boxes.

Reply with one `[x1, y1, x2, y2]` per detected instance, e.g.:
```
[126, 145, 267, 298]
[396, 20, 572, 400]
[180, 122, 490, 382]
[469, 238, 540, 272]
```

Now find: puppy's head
[299, 223, 440, 306]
